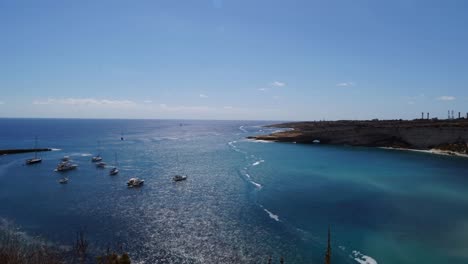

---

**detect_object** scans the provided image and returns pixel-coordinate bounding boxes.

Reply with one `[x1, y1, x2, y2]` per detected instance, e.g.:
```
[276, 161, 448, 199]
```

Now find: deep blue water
[1, 118, 468, 264]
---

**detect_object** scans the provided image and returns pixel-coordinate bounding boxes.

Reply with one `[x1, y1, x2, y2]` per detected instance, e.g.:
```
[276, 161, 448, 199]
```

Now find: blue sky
[1, 0, 467, 120]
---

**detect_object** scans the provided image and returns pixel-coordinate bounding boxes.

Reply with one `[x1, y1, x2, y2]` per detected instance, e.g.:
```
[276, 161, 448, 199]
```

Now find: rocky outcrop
[248, 119, 468, 155]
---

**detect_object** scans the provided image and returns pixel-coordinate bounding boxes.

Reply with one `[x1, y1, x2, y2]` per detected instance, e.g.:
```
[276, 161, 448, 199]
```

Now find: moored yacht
[26, 157, 42, 165]
[92, 141, 103, 162]
[62, 156, 70, 161]
[25, 137, 42, 165]
[173, 175, 187, 182]
[58, 177, 68, 184]
[109, 167, 119, 175]
[127, 178, 144, 187]
[92, 155, 102, 162]
[55, 161, 78, 172]
[96, 162, 106, 168]
[109, 153, 119, 175]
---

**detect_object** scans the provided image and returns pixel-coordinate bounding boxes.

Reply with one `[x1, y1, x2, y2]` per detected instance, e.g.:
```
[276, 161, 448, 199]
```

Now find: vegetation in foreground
[0, 225, 131, 264]
[1, 222, 333, 264]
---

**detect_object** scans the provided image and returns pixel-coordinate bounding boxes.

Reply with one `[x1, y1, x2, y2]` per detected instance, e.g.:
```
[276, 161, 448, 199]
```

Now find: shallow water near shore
[1, 118, 468, 263]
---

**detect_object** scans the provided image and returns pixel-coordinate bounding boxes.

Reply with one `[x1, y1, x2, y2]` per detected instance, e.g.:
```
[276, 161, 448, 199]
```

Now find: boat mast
[34, 136, 38, 159]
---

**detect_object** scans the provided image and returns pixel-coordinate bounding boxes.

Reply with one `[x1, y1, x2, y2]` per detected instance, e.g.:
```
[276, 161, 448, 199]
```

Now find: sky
[1, 0, 467, 121]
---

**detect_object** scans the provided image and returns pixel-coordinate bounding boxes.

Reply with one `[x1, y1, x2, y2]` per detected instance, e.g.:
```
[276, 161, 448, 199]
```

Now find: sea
[1, 118, 468, 264]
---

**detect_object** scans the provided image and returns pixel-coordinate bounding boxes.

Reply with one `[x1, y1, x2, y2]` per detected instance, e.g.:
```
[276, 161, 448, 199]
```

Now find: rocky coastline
[248, 119, 468, 156]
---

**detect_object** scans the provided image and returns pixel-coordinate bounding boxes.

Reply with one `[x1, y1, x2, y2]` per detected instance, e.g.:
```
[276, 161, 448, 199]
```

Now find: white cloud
[407, 101, 415, 105]
[199, 94, 208, 98]
[436, 96, 456, 101]
[143, 100, 153, 104]
[270, 81, 285, 87]
[223, 106, 233, 109]
[33, 98, 136, 106]
[258, 88, 268, 92]
[0, 101, 4, 105]
[336, 82, 355, 87]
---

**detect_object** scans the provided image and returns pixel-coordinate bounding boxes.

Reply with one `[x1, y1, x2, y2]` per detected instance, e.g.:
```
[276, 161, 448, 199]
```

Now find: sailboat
[92, 141, 103, 162]
[109, 153, 119, 175]
[25, 137, 42, 165]
[172, 151, 187, 182]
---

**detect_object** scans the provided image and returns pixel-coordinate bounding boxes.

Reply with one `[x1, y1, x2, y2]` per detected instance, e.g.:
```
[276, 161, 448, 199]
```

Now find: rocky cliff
[248, 119, 468, 155]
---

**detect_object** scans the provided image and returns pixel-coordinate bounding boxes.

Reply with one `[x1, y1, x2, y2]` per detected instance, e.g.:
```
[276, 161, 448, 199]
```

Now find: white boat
[58, 177, 68, 184]
[25, 137, 42, 165]
[62, 156, 70, 161]
[127, 178, 144, 187]
[173, 175, 187, 182]
[109, 167, 119, 175]
[92, 141, 103, 162]
[109, 153, 119, 175]
[96, 162, 106, 168]
[92, 155, 102, 162]
[56, 162, 78, 172]
[26, 158, 42, 165]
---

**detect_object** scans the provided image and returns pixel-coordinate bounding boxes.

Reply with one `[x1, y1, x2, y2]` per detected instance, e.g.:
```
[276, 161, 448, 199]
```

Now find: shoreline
[380, 147, 468, 158]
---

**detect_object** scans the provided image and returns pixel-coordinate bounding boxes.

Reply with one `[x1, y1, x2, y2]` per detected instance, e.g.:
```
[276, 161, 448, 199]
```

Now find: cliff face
[249, 120, 468, 154]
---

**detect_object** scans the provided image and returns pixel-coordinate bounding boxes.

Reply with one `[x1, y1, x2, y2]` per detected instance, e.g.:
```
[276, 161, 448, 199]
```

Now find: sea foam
[352, 250, 378, 264]
[239, 126, 248, 133]
[252, 160, 265, 166]
[263, 208, 280, 222]
[250, 181, 262, 189]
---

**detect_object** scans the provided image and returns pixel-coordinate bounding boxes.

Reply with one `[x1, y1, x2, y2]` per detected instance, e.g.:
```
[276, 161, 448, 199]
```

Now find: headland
[248, 119, 468, 156]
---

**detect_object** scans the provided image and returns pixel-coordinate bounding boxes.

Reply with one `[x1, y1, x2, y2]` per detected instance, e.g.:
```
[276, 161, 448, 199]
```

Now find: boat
[61, 156, 70, 161]
[92, 141, 103, 162]
[173, 175, 187, 182]
[92, 155, 102, 162]
[109, 153, 119, 175]
[96, 162, 106, 168]
[55, 161, 78, 172]
[58, 177, 68, 184]
[127, 178, 144, 187]
[25, 137, 42, 165]
[109, 167, 119, 175]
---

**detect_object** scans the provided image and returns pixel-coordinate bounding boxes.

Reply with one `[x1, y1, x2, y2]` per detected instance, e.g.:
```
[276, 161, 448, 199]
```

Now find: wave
[262, 208, 280, 222]
[239, 126, 248, 133]
[50, 148, 61, 151]
[246, 139, 273, 144]
[250, 181, 262, 189]
[228, 140, 246, 154]
[252, 160, 264, 166]
[80, 153, 92, 157]
[351, 250, 378, 264]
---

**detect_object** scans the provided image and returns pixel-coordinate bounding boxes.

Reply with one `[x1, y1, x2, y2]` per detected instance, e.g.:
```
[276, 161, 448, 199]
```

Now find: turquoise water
[1, 119, 468, 263]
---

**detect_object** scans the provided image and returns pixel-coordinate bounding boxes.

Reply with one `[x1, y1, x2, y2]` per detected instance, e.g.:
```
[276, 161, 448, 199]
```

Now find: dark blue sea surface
[1, 118, 468, 263]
